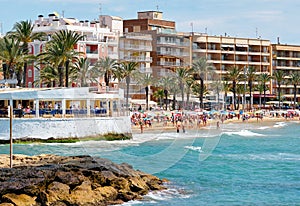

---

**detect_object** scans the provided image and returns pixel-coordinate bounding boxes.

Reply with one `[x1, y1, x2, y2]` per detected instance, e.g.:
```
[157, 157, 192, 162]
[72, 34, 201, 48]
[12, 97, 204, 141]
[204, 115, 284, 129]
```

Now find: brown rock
[0, 155, 167, 205]
[2, 193, 37, 206]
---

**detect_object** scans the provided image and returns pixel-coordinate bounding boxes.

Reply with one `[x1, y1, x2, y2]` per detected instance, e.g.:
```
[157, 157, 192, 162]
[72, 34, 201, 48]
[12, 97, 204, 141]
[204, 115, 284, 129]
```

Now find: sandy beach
[131, 115, 298, 134]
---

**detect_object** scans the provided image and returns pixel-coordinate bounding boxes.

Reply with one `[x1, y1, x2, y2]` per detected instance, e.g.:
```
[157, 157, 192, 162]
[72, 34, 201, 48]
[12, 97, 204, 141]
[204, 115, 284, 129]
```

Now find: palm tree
[192, 57, 214, 109]
[236, 84, 245, 111]
[175, 67, 193, 109]
[289, 72, 300, 107]
[226, 66, 242, 110]
[114, 61, 139, 110]
[273, 70, 285, 109]
[39, 30, 84, 87]
[153, 89, 164, 108]
[158, 76, 174, 110]
[92, 57, 117, 88]
[7, 20, 45, 87]
[136, 73, 156, 111]
[0, 36, 24, 85]
[258, 73, 271, 108]
[222, 81, 231, 110]
[185, 77, 195, 110]
[246, 66, 256, 110]
[256, 83, 264, 109]
[192, 82, 209, 109]
[73, 57, 95, 87]
[35, 64, 59, 87]
[211, 79, 223, 110]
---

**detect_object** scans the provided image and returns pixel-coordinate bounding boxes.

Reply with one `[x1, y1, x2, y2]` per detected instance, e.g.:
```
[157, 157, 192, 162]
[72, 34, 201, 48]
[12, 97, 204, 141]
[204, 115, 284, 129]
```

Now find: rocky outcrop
[0, 154, 167, 206]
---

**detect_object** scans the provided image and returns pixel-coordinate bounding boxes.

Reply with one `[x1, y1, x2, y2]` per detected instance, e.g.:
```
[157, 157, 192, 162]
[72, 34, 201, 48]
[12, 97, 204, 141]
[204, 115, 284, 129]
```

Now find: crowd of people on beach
[131, 106, 300, 133]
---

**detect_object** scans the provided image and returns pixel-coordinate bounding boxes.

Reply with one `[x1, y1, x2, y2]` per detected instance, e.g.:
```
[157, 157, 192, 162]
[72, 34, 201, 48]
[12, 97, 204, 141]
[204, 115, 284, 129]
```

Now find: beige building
[192, 34, 271, 76]
[272, 44, 300, 102]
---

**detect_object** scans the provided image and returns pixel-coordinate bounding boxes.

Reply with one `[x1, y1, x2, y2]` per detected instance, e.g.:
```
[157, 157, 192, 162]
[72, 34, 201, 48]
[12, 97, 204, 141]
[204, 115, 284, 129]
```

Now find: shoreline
[132, 116, 298, 134]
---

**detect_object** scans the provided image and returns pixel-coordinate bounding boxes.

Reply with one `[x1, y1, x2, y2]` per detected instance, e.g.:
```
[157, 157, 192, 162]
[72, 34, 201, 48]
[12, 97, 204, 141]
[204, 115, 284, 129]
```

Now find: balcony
[157, 50, 189, 57]
[157, 61, 184, 67]
[120, 44, 152, 51]
[139, 67, 153, 73]
[157, 40, 189, 47]
[119, 56, 152, 62]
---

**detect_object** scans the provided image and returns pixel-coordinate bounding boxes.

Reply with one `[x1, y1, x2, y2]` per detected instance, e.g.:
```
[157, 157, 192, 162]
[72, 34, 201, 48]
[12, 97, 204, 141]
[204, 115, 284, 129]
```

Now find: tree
[153, 89, 164, 108]
[222, 81, 231, 110]
[246, 66, 256, 110]
[158, 76, 174, 110]
[226, 66, 242, 110]
[256, 83, 264, 109]
[192, 57, 215, 109]
[175, 67, 193, 109]
[73, 57, 94, 87]
[39, 30, 84, 87]
[8, 20, 45, 87]
[289, 72, 300, 107]
[114, 61, 139, 110]
[273, 70, 285, 109]
[92, 57, 117, 88]
[136, 73, 156, 111]
[0, 36, 24, 85]
[258, 73, 271, 108]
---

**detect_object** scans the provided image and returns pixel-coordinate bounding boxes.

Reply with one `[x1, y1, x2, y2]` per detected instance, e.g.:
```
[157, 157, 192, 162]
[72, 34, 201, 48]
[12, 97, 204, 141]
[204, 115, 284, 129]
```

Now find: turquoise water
[1, 121, 300, 205]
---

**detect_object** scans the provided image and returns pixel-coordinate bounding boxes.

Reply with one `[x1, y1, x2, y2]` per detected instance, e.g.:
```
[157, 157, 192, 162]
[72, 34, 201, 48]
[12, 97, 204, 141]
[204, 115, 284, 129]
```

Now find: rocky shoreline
[0, 154, 167, 206]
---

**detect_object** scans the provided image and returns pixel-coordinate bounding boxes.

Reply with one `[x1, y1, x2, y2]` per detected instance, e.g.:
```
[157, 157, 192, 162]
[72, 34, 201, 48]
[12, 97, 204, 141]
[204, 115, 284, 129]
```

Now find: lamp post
[243, 66, 247, 111]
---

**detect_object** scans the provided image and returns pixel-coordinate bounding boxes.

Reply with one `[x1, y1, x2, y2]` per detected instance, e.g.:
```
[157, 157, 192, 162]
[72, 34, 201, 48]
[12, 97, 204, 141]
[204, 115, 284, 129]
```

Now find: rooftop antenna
[62, 10, 65, 18]
[256, 27, 258, 38]
[99, 2, 102, 16]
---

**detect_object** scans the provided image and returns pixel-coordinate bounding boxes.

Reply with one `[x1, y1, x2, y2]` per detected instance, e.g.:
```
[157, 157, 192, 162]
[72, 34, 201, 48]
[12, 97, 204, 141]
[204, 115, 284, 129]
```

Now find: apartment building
[272, 43, 300, 101]
[192, 33, 271, 76]
[28, 13, 121, 87]
[123, 11, 190, 78]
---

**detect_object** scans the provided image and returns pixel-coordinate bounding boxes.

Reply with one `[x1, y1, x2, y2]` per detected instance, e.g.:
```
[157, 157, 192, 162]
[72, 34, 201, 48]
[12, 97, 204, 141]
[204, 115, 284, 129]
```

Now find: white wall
[0, 117, 131, 140]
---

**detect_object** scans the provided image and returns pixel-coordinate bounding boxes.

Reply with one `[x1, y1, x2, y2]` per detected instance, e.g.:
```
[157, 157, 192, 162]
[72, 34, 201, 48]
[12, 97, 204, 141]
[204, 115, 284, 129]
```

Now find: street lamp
[243, 66, 247, 111]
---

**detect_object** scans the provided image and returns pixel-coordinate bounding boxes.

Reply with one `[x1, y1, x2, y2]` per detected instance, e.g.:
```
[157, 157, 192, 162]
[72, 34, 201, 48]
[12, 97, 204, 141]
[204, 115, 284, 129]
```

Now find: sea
[1, 120, 300, 206]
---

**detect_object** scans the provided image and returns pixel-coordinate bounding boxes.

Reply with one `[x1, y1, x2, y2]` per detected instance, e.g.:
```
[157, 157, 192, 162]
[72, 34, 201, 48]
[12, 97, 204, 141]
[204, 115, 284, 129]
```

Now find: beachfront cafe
[0, 87, 126, 118]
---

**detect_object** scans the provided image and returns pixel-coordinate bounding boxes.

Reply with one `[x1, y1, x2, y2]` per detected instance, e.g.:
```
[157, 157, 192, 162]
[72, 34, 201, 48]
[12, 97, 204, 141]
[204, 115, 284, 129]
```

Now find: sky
[0, 0, 299, 44]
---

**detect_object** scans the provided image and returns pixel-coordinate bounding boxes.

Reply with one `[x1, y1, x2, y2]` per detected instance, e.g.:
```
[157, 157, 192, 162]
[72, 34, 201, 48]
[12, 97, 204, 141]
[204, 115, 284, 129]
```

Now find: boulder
[0, 155, 167, 205]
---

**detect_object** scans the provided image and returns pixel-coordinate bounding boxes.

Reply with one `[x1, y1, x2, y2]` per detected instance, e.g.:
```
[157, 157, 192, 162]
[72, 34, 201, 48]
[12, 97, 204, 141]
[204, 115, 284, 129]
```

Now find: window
[28, 82, 32, 88]
[28, 69, 32, 78]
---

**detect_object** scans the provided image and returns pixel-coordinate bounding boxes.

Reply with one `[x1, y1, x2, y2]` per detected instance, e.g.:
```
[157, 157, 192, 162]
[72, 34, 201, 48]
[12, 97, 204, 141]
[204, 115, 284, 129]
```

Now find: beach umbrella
[220, 110, 228, 115]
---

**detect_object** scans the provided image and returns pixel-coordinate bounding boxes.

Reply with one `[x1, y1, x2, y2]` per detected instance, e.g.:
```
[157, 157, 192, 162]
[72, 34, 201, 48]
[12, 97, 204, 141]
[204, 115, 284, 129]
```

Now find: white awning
[221, 44, 234, 48]
[236, 44, 248, 47]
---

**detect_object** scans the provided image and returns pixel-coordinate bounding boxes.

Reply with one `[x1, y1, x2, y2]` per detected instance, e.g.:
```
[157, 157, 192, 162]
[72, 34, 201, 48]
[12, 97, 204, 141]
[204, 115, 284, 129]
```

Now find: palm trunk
[278, 85, 281, 109]
[186, 88, 190, 110]
[249, 81, 252, 110]
[294, 84, 297, 107]
[16, 70, 22, 87]
[145, 86, 149, 111]
[2, 63, 8, 80]
[65, 60, 70, 87]
[172, 92, 176, 110]
[58, 66, 64, 87]
[126, 76, 130, 110]
[164, 89, 168, 110]
[233, 81, 237, 110]
[263, 85, 266, 108]
[200, 78, 204, 109]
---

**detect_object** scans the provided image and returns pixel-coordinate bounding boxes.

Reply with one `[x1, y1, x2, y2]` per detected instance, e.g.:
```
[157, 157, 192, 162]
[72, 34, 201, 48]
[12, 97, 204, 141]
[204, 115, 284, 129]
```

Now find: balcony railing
[120, 44, 152, 51]
[119, 56, 152, 62]
[157, 61, 184, 67]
